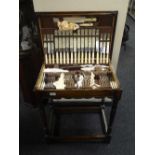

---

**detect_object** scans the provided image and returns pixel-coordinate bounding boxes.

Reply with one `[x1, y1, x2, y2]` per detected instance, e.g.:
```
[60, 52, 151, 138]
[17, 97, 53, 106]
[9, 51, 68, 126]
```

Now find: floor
[19, 16, 135, 155]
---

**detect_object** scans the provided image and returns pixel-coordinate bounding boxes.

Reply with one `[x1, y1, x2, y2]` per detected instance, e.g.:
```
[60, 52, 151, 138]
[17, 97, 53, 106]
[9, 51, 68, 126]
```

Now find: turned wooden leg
[39, 102, 49, 137]
[107, 96, 119, 136]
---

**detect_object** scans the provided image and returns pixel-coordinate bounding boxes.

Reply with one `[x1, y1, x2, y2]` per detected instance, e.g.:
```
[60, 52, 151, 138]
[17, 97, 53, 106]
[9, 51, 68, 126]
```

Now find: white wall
[33, 0, 129, 72]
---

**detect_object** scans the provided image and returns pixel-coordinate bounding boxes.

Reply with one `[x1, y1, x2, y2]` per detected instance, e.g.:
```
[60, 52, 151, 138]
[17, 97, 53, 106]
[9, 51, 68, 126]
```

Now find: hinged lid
[36, 12, 117, 66]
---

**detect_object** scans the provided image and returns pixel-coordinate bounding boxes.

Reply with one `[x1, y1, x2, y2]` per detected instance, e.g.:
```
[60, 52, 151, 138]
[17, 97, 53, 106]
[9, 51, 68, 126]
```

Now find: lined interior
[35, 13, 119, 91]
[44, 70, 112, 90]
[42, 28, 112, 65]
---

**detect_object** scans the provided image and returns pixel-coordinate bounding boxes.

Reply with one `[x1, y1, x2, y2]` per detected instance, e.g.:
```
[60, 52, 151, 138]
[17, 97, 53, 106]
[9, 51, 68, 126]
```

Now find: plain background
[0, 1, 155, 155]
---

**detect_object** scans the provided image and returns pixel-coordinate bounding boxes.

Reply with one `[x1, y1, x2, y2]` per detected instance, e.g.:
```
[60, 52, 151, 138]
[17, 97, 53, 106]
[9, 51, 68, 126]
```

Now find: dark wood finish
[39, 102, 118, 143]
[39, 101, 49, 135]
[34, 11, 122, 143]
[49, 135, 106, 142]
[107, 95, 119, 135]
[35, 89, 122, 101]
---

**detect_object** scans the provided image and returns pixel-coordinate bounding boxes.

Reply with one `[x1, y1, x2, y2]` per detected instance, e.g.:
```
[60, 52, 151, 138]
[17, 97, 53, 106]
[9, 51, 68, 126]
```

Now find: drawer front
[36, 89, 122, 100]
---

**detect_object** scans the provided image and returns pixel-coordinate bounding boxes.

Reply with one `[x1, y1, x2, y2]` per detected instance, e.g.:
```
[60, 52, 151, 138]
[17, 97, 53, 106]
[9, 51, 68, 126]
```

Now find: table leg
[107, 97, 119, 136]
[39, 102, 49, 136]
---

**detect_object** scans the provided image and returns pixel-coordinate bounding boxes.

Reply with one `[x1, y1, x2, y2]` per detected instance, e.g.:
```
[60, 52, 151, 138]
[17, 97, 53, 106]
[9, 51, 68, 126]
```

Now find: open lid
[36, 12, 117, 66]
